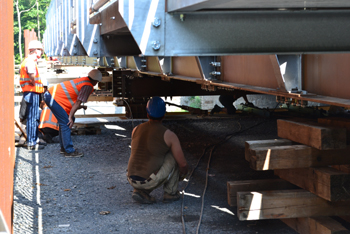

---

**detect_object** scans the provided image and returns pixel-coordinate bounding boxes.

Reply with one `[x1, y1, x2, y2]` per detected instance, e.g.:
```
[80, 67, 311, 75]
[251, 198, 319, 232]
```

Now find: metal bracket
[201, 84, 216, 92]
[270, 54, 303, 93]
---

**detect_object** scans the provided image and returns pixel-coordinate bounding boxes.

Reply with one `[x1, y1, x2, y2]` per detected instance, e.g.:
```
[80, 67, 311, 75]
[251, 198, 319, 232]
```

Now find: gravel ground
[13, 114, 297, 234]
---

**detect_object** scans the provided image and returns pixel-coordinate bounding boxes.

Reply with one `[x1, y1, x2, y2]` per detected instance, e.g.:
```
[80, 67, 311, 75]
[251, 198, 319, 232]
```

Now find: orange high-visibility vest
[49, 77, 94, 115]
[39, 104, 59, 131]
[19, 57, 44, 93]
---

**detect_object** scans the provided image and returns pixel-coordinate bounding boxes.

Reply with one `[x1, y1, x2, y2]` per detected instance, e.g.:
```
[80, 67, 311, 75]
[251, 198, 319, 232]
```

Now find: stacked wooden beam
[228, 118, 350, 234]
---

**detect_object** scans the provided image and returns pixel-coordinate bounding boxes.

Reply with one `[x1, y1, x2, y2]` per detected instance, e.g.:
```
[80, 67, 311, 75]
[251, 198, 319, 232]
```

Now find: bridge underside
[44, 0, 350, 108]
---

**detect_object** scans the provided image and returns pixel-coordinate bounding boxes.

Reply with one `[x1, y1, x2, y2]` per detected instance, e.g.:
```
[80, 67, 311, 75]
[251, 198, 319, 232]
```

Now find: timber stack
[228, 118, 350, 234]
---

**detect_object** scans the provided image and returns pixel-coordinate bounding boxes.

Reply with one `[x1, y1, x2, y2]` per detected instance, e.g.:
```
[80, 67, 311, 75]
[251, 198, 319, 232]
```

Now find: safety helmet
[88, 69, 102, 82]
[146, 97, 166, 118]
[28, 40, 43, 50]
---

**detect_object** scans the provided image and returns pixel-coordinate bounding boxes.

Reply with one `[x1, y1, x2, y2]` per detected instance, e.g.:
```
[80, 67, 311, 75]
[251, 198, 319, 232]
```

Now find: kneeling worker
[39, 102, 59, 143]
[43, 69, 102, 157]
[127, 97, 189, 204]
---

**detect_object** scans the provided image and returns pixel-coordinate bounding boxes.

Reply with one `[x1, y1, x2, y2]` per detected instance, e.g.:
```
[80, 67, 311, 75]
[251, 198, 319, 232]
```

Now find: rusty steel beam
[0, 0, 15, 232]
[123, 55, 350, 108]
[303, 54, 350, 100]
[112, 70, 240, 98]
[221, 55, 279, 89]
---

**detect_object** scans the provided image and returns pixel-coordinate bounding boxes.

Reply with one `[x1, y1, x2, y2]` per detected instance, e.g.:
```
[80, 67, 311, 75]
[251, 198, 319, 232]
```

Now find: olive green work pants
[127, 152, 180, 195]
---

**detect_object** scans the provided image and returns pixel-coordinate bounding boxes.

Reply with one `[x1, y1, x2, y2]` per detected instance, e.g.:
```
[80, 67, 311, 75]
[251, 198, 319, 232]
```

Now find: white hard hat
[88, 69, 102, 82]
[28, 40, 43, 50]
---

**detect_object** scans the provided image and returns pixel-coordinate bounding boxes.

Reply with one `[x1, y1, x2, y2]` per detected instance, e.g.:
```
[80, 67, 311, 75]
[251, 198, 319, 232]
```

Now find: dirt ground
[13, 114, 298, 234]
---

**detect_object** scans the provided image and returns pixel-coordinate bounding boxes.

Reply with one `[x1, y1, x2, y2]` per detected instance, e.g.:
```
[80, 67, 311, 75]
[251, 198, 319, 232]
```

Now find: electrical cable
[181, 145, 210, 233]
[181, 102, 282, 233]
[123, 99, 134, 129]
[181, 102, 280, 234]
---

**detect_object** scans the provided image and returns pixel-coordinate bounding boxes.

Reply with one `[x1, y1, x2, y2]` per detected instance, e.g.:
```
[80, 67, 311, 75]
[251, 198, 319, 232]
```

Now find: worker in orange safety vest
[43, 69, 102, 158]
[19, 40, 46, 150]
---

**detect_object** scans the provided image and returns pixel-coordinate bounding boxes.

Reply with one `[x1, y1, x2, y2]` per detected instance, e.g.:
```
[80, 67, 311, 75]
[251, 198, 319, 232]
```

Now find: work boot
[60, 147, 65, 154]
[64, 149, 84, 158]
[132, 189, 156, 204]
[163, 191, 180, 203]
[27, 144, 45, 150]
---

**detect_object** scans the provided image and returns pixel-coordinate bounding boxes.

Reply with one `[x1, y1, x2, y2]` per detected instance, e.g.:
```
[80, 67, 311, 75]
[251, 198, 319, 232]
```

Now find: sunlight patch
[180, 191, 200, 198]
[105, 125, 126, 131]
[115, 133, 127, 138]
[211, 205, 235, 216]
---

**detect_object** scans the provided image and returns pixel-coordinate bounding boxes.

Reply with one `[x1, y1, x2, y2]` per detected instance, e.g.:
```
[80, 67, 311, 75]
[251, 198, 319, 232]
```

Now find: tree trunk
[16, 1, 39, 62]
[37, 0, 40, 41]
[16, 1, 22, 61]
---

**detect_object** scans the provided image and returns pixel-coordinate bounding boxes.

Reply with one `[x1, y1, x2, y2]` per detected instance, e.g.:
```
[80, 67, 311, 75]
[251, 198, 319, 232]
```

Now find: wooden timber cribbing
[277, 119, 346, 150]
[282, 217, 350, 234]
[237, 189, 350, 220]
[227, 179, 298, 207]
[274, 167, 350, 202]
[228, 118, 350, 234]
[246, 143, 350, 171]
[318, 117, 350, 145]
[244, 139, 293, 162]
[318, 117, 350, 176]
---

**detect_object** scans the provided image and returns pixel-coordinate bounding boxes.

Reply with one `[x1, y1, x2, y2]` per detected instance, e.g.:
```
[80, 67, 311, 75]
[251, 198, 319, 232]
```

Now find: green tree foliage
[13, 0, 51, 64]
[188, 96, 202, 109]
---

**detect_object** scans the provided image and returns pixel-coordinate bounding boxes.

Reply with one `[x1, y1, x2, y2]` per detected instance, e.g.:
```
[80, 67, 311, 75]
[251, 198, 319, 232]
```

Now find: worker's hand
[39, 101, 45, 109]
[179, 173, 187, 181]
[78, 105, 87, 110]
[67, 116, 74, 128]
[179, 166, 190, 181]
[30, 79, 35, 86]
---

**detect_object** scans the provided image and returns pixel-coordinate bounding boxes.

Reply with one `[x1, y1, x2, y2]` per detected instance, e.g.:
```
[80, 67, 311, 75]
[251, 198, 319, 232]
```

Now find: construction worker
[127, 97, 189, 204]
[38, 102, 59, 143]
[43, 69, 102, 157]
[19, 40, 46, 150]
[211, 92, 254, 115]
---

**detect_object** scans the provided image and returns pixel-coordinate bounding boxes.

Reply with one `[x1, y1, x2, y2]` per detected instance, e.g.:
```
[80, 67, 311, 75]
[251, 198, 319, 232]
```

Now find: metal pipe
[90, 0, 110, 14]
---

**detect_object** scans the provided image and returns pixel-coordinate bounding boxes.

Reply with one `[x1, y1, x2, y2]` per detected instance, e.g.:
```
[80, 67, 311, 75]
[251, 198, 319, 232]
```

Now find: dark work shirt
[77, 85, 93, 102]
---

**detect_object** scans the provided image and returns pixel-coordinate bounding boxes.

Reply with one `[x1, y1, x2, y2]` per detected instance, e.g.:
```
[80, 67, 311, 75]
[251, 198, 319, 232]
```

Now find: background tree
[13, 0, 51, 64]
